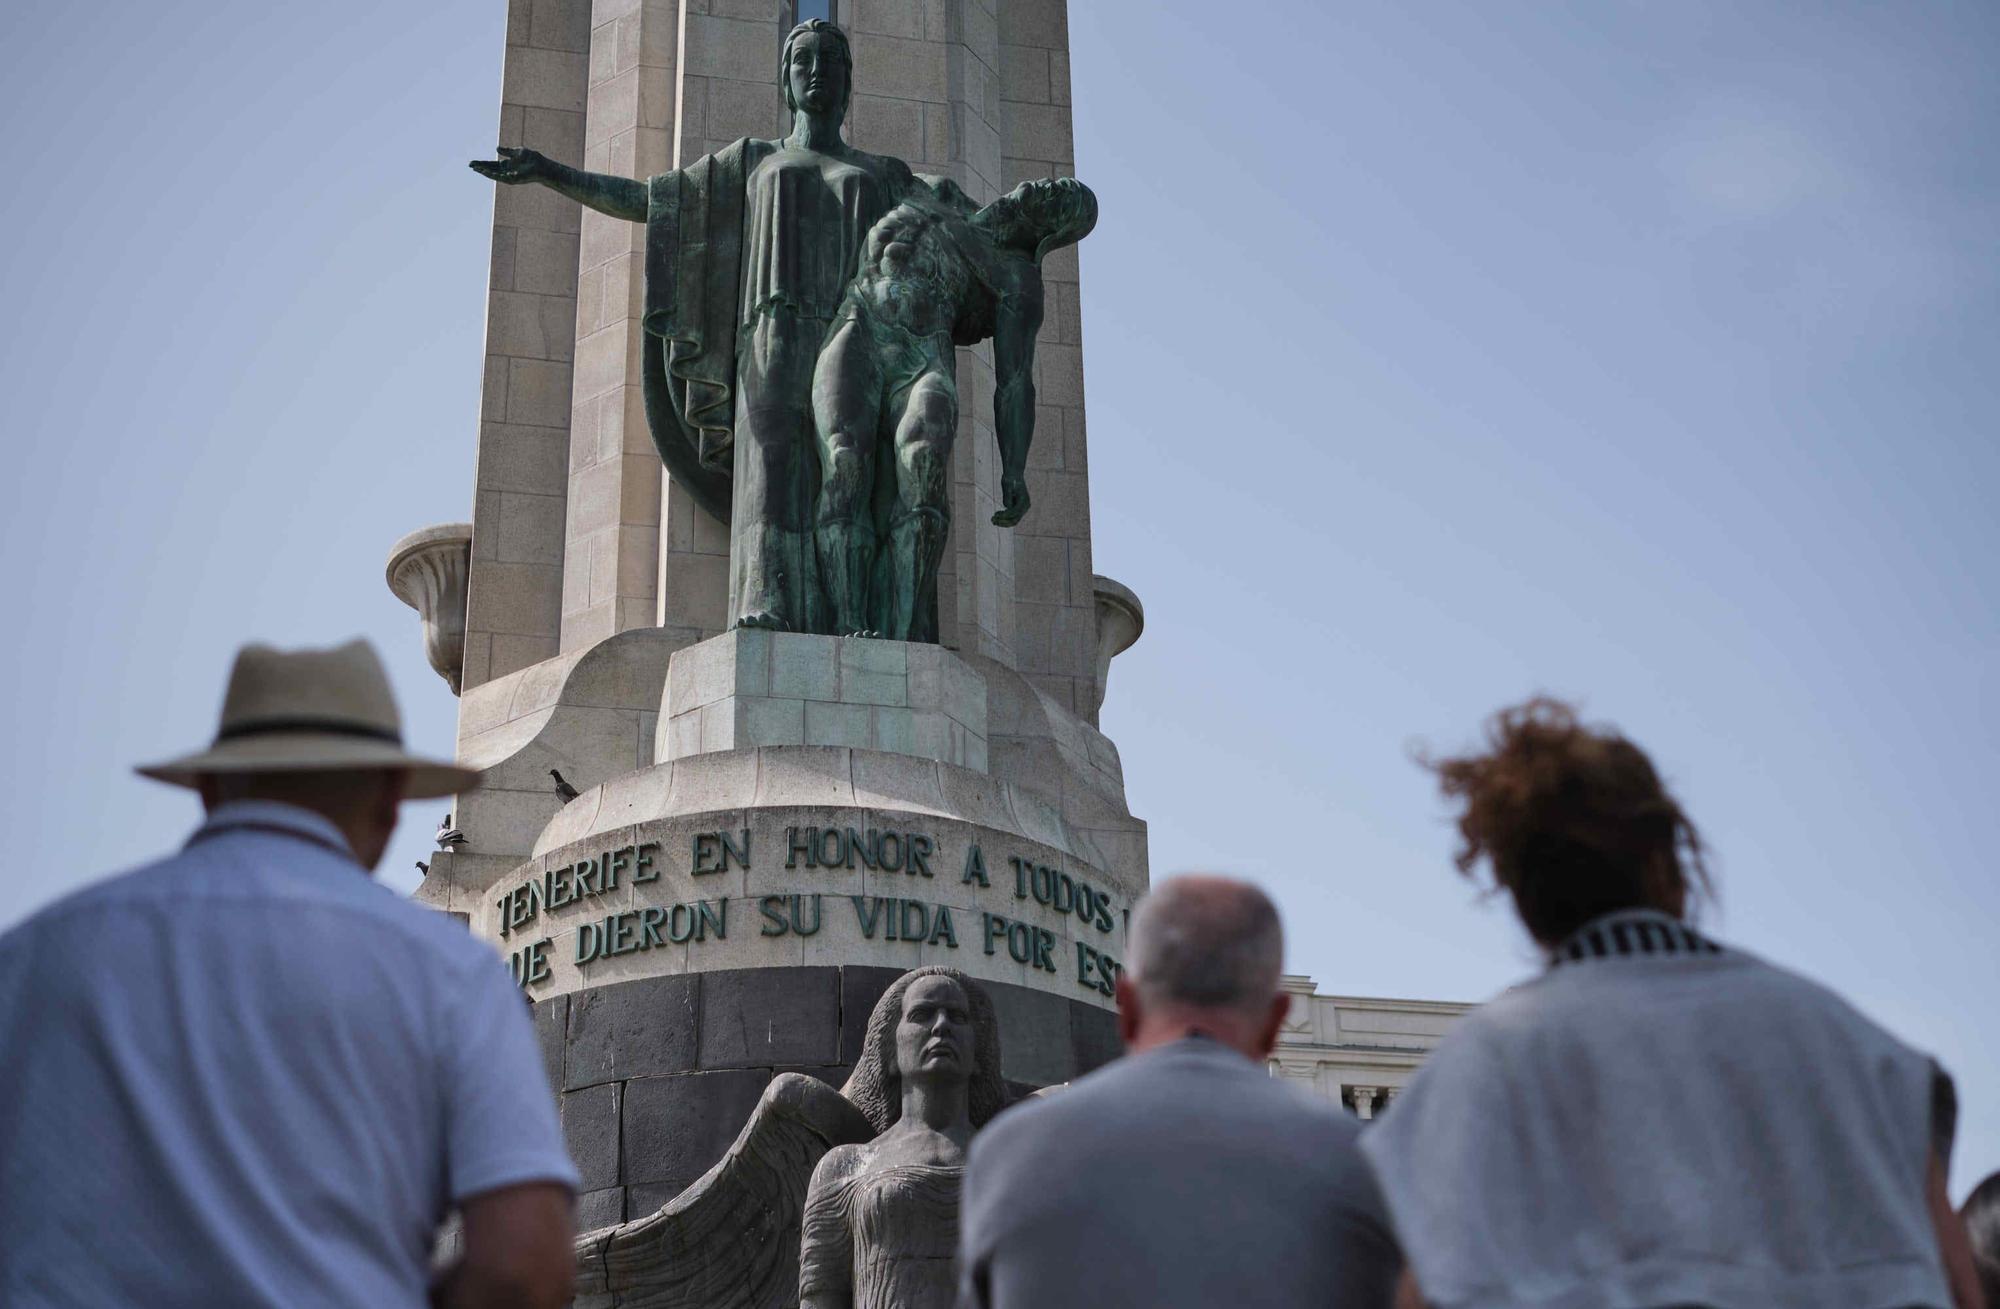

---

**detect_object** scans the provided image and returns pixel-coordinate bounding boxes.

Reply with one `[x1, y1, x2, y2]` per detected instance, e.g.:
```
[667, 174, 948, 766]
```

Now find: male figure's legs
[885, 365, 958, 642]
[812, 315, 884, 636]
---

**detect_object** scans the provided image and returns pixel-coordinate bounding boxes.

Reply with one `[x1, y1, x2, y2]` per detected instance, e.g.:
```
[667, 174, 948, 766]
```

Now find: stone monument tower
[388, 0, 1145, 1234]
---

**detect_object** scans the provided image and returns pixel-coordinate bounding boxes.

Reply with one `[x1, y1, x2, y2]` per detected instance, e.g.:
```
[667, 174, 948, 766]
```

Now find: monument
[392, 0, 1149, 1291]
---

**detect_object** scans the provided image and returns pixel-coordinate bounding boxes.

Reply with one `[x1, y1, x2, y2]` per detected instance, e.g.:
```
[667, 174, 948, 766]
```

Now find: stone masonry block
[498, 493, 564, 565]
[1071, 999, 1124, 1075]
[997, 0, 1066, 50]
[513, 229, 583, 297]
[873, 706, 916, 753]
[577, 1186, 625, 1232]
[770, 633, 839, 700]
[698, 967, 842, 1068]
[621, 1068, 773, 1186]
[533, 994, 569, 1092]
[805, 700, 873, 748]
[986, 981, 1074, 1087]
[849, 94, 924, 162]
[845, 0, 946, 40]
[682, 15, 779, 85]
[1013, 534, 1067, 604]
[838, 966, 905, 1064]
[562, 1082, 622, 1191]
[741, 695, 806, 746]
[1005, 100, 1073, 164]
[699, 700, 735, 751]
[565, 973, 699, 1089]
[999, 44, 1050, 104]
[508, 358, 575, 429]
[709, 77, 783, 143]
[848, 33, 948, 101]
[839, 638, 908, 706]
[504, 45, 589, 112]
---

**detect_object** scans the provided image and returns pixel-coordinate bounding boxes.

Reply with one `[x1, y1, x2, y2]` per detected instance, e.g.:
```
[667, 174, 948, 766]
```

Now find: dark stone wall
[532, 966, 1122, 1228]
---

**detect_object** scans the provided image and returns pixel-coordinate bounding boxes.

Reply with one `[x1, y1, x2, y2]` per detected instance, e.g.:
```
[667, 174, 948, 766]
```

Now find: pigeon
[415, 860, 430, 876]
[551, 769, 581, 803]
[434, 812, 467, 849]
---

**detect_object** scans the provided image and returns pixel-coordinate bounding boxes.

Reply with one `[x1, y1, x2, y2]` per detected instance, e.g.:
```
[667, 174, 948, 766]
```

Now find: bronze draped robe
[639, 138, 775, 527]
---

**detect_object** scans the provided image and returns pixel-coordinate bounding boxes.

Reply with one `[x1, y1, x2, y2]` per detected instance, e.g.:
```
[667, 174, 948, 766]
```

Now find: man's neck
[1127, 1014, 1266, 1062]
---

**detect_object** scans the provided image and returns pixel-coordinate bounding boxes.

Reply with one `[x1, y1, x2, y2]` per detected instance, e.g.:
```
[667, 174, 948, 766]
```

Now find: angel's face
[895, 975, 974, 1081]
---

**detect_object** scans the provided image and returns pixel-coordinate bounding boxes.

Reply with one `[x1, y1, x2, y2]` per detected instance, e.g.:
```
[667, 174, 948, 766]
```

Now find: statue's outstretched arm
[470, 146, 646, 223]
[989, 295, 1043, 527]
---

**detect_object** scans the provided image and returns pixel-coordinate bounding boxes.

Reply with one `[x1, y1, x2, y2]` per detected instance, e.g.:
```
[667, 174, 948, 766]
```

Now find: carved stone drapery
[387, 523, 473, 695]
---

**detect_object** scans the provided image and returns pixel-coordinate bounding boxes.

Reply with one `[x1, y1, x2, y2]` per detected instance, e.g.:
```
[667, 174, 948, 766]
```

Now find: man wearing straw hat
[0, 639, 579, 1308]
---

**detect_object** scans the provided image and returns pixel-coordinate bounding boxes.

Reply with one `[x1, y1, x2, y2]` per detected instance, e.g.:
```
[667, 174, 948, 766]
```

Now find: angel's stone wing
[573, 1072, 874, 1309]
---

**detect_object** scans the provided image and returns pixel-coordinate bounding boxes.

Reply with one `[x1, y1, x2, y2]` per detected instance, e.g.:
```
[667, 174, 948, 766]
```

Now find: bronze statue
[472, 21, 919, 634]
[471, 20, 1098, 644]
[812, 180, 1098, 641]
[799, 968, 1004, 1307]
[569, 966, 1004, 1309]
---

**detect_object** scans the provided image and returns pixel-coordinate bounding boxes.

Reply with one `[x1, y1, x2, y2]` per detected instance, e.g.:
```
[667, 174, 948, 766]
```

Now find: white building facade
[1270, 976, 1472, 1119]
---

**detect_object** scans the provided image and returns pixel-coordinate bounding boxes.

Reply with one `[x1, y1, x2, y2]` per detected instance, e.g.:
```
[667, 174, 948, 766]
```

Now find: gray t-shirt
[957, 1035, 1400, 1309]
[0, 802, 579, 1307]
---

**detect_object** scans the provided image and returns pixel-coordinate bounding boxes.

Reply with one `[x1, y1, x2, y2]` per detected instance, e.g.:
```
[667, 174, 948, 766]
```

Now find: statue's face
[787, 30, 848, 118]
[895, 975, 974, 1081]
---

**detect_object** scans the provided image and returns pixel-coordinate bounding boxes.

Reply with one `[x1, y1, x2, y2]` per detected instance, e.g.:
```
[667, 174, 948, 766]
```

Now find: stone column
[463, 0, 593, 692]
[559, 0, 685, 653]
[996, 0, 1097, 718]
[1348, 1085, 1380, 1120]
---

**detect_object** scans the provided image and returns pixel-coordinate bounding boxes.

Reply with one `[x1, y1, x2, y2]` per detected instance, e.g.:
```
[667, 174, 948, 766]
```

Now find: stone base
[661, 630, 988, 771]
[539, 964, 1122, 1231]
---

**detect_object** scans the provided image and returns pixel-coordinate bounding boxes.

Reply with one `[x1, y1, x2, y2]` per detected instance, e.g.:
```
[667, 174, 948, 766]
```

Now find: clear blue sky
[2, 2, 1994, 1195]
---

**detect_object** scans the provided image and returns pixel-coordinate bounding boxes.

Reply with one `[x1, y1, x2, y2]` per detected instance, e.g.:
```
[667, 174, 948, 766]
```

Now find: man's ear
[1115, 973, 1142, 1047]
[1252, 992, 1290, 1060]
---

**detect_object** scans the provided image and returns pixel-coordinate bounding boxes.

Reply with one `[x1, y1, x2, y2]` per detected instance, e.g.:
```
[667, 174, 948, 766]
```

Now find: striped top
[1550, 913, 1723, 965]
[1360, 909, 1952, 1309]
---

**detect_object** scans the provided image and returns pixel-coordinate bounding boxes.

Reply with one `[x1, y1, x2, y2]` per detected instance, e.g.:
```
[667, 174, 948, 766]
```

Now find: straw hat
[136, 639, 479, 799]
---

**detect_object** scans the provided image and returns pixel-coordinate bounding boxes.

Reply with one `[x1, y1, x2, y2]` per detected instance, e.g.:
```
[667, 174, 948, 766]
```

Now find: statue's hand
[992, 473, 1030, 527]
[469, 146, 549, 185]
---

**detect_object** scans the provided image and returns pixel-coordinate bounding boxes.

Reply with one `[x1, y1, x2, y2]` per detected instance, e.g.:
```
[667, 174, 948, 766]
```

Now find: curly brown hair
[842, 967, 1006, 1133]
[1425, 697, 1712, 947]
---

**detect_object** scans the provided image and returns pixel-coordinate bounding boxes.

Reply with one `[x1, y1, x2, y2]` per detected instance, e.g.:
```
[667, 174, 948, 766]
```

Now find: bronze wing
[573, 1072, 875, 1309]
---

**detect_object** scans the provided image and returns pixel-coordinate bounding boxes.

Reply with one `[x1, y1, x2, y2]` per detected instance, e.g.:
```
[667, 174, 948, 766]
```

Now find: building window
[793, 0, 835, 24]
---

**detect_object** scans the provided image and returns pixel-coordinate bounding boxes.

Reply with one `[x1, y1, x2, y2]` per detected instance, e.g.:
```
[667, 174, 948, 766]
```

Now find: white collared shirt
[0, 801, 578, 1307]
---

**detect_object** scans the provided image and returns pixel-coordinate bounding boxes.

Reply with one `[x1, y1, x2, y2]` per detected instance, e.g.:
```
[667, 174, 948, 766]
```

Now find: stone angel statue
[571, 967, 1004, 1309]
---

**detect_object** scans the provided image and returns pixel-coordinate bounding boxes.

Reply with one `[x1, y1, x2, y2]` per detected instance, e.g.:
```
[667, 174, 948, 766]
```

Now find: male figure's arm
[989, 279, 1044, 527]
[431, 1184, 574, 1309]
[471, 147, 648, 222]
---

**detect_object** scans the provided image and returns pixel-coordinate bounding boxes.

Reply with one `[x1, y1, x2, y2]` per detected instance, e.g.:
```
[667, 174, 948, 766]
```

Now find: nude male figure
[811, 177, 1097, 641]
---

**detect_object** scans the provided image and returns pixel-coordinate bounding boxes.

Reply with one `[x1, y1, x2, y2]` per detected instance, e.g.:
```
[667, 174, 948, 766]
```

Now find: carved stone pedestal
[424, 629, 1147, 1229]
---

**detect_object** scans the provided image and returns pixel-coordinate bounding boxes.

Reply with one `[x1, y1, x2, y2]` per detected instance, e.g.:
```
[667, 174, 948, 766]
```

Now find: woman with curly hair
[799, 966, 1005, 1309]
[1362, 698, 1986, 1309]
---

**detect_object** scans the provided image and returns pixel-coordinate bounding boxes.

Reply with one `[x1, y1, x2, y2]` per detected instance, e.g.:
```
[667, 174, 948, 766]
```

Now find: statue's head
[984, 176, 1098, 264]
[844, 966, 1005, 1132]
[780, 20, 853, 123]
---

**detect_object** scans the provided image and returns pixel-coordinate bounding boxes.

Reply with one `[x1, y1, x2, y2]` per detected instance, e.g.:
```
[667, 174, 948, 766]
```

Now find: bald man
[954, 876, 1402, 1309]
